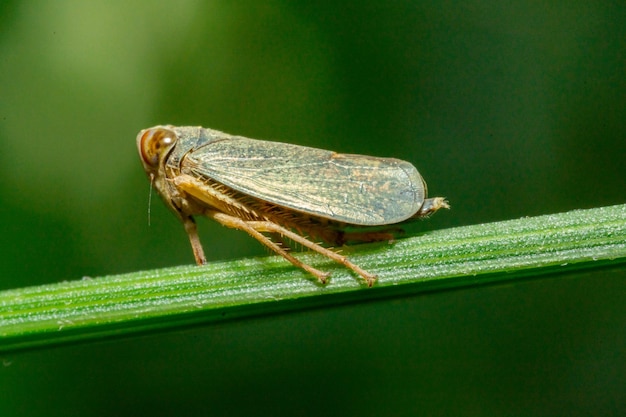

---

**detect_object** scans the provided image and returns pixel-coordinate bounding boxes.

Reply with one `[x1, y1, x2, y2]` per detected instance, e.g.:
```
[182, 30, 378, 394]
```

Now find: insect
[137, 125, 448, 287]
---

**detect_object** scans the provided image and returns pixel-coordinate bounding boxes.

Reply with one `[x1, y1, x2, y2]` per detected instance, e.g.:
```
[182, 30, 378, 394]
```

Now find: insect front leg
[183, 216, 207, 265]
[209, 211, 331, 284]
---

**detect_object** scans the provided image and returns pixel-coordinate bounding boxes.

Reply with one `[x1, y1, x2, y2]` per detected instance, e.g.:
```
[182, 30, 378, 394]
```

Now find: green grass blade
[1, 204, 625, 353]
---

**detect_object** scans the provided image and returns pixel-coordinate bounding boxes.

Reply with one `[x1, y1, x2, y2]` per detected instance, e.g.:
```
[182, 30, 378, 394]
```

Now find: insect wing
[182, 136, 425, 225]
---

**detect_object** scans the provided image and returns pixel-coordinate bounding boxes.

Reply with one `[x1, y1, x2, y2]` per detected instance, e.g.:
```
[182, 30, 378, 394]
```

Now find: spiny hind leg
[209, 212, 330, 284]
[246, 219, 377, 287]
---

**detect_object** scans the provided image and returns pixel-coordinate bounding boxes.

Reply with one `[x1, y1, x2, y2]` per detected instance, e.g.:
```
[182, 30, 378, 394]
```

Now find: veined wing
[182, 136, 425, 226]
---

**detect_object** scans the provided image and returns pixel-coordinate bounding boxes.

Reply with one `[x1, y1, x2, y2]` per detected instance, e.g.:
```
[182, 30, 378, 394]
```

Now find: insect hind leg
[210, 211, 376, 287]
[210, 212, 330, 284]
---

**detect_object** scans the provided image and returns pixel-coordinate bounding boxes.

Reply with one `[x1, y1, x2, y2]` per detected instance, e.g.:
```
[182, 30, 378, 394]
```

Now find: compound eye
[138, 127, 177, 167]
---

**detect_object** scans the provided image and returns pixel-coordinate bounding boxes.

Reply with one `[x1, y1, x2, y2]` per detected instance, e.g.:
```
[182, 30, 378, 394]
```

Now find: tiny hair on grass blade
[137, 125, 449, 287]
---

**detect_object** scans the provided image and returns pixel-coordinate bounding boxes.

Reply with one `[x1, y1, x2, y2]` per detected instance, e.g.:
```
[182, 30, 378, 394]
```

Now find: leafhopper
[137, 126, 448, 287]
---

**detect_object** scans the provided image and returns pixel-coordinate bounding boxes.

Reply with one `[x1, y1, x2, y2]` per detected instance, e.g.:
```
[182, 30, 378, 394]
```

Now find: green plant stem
[1, 204, 626, 353]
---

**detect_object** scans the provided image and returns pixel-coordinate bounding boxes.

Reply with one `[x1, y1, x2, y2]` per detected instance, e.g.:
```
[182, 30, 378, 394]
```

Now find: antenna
[148, 173, 154, 226]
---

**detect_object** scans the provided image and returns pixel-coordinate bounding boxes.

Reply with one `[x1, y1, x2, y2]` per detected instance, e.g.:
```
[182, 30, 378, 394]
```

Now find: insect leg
[246, 219, 377, 287]
[174, 173, 376, 285]
[183, 216, 207, 265]
[209, 212, 331, 284]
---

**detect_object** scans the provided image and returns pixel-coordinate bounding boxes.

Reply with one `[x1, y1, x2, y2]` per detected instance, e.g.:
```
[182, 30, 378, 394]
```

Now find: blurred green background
[1, 1, 625, 416]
